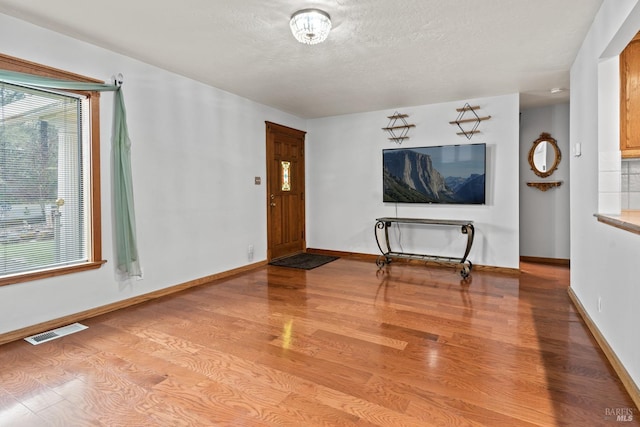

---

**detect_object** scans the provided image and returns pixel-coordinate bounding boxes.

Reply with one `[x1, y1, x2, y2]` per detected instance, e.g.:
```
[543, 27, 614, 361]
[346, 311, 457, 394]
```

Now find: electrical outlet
[598, 297, 602, 313]
[248, 245, 254, 262]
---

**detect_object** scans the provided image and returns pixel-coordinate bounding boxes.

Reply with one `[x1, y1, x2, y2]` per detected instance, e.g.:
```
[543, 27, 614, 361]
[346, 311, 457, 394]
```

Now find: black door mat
[269, 253, 339, 270]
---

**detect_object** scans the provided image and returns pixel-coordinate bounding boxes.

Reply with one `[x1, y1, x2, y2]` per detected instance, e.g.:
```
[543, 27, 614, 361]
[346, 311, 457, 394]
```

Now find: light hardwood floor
[0, 258, 637, 426]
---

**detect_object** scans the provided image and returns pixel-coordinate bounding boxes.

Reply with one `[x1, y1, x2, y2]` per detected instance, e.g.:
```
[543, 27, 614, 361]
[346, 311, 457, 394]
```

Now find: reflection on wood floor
[0, 259, 637, 426]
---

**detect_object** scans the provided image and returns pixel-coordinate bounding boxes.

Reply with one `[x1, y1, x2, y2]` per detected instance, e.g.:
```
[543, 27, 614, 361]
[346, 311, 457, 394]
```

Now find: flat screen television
[383, 143, 486, 204]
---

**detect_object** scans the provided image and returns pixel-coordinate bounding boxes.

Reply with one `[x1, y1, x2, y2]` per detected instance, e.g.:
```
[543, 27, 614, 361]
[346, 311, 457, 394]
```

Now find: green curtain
[0, 69, 141, 277]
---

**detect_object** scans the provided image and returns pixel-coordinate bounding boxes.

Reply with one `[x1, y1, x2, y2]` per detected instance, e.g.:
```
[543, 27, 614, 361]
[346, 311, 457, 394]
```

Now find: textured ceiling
[0, 0, 603, 118]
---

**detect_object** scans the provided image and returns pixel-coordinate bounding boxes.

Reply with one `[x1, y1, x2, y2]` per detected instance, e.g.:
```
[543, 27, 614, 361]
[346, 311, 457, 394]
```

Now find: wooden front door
[266, 122, 306, 260]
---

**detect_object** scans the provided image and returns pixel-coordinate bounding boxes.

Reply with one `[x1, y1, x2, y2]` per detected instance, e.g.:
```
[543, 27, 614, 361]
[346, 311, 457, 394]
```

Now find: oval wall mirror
[528, 132, 561, 178]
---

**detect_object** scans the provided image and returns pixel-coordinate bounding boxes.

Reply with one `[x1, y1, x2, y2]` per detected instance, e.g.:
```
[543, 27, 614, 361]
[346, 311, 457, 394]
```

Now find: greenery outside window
[0, 54, 104, 286]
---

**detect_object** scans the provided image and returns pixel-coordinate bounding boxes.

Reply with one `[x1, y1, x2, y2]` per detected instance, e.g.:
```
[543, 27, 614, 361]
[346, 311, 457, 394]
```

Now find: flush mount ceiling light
[289, 8, 332, 45]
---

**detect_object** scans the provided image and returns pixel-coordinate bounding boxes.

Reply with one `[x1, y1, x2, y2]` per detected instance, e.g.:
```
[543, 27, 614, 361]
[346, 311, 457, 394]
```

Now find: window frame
[0, 53, 105, 286]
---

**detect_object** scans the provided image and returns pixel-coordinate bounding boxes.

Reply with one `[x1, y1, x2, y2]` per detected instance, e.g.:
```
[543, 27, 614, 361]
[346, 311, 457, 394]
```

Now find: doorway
[265, 122, 306, 260]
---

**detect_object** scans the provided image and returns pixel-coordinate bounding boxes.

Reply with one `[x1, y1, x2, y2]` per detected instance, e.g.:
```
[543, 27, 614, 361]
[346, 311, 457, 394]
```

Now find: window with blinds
[0, 82, 90, 277]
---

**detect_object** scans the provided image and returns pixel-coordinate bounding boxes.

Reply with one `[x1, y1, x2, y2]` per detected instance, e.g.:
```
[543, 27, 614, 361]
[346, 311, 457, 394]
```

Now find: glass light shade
[289, 9, 332, 45]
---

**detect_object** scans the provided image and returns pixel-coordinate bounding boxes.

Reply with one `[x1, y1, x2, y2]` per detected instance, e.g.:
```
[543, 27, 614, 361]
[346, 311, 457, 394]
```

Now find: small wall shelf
[526, 181, 562, 191]
[450, 104, 491, 139]
[382, 112, 415, 143]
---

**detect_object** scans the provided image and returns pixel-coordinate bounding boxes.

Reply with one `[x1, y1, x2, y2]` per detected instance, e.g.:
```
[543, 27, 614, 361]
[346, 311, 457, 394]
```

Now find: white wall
[306, 94, 520, 269]
[519, 104, 570, 259]
[0, 13, 306, 334]
[570, 0, 640, 389]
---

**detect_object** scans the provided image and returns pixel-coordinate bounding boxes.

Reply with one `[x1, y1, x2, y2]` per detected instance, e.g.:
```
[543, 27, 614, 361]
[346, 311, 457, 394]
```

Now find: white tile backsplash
[629, 173, 640, 191]
[622, 172, 629, 192]
[629, 192, 640, 210]
[629, 159, 640, 174]
[622, 159, 640, 210]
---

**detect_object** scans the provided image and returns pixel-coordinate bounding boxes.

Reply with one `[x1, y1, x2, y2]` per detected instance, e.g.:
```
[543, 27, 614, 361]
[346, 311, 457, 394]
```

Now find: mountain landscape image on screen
[383, 145, 486, 204]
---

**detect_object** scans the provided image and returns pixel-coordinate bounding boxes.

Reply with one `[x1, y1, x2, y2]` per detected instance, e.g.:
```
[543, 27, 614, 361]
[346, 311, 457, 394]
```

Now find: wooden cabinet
[620, 32, 640, 158]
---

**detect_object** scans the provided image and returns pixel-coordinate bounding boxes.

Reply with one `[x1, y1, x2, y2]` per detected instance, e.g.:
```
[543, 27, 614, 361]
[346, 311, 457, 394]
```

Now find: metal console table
[374, 217, 475, 278]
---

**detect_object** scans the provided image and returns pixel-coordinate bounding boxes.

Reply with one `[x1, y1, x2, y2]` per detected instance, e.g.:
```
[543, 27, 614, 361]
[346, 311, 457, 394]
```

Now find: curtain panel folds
[0, 70, 141, 278]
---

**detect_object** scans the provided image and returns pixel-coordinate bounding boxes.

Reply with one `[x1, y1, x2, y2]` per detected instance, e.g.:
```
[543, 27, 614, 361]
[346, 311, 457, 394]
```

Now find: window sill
[0, 260, 107, 287]
[594, 210, 640, 235]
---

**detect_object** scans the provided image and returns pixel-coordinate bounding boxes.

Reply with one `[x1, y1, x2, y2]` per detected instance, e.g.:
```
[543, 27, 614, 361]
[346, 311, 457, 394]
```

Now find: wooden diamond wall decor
[450, 103, 491, 139]
[382, 112, 415, 144]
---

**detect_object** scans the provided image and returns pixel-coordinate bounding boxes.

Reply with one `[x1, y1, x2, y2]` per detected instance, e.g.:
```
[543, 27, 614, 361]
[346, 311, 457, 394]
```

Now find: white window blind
[0, 82, 89, 276]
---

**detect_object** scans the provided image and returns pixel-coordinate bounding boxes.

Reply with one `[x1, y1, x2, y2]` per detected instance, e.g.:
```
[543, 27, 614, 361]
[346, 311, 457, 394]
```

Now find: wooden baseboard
[306, 248, 378, 262]
[307, 248, 520, 275]
[520, 256, 570, 266]
[0, 260, 268, 347]
[472, 264, 521, 275]
[568, 287, 640, 411]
